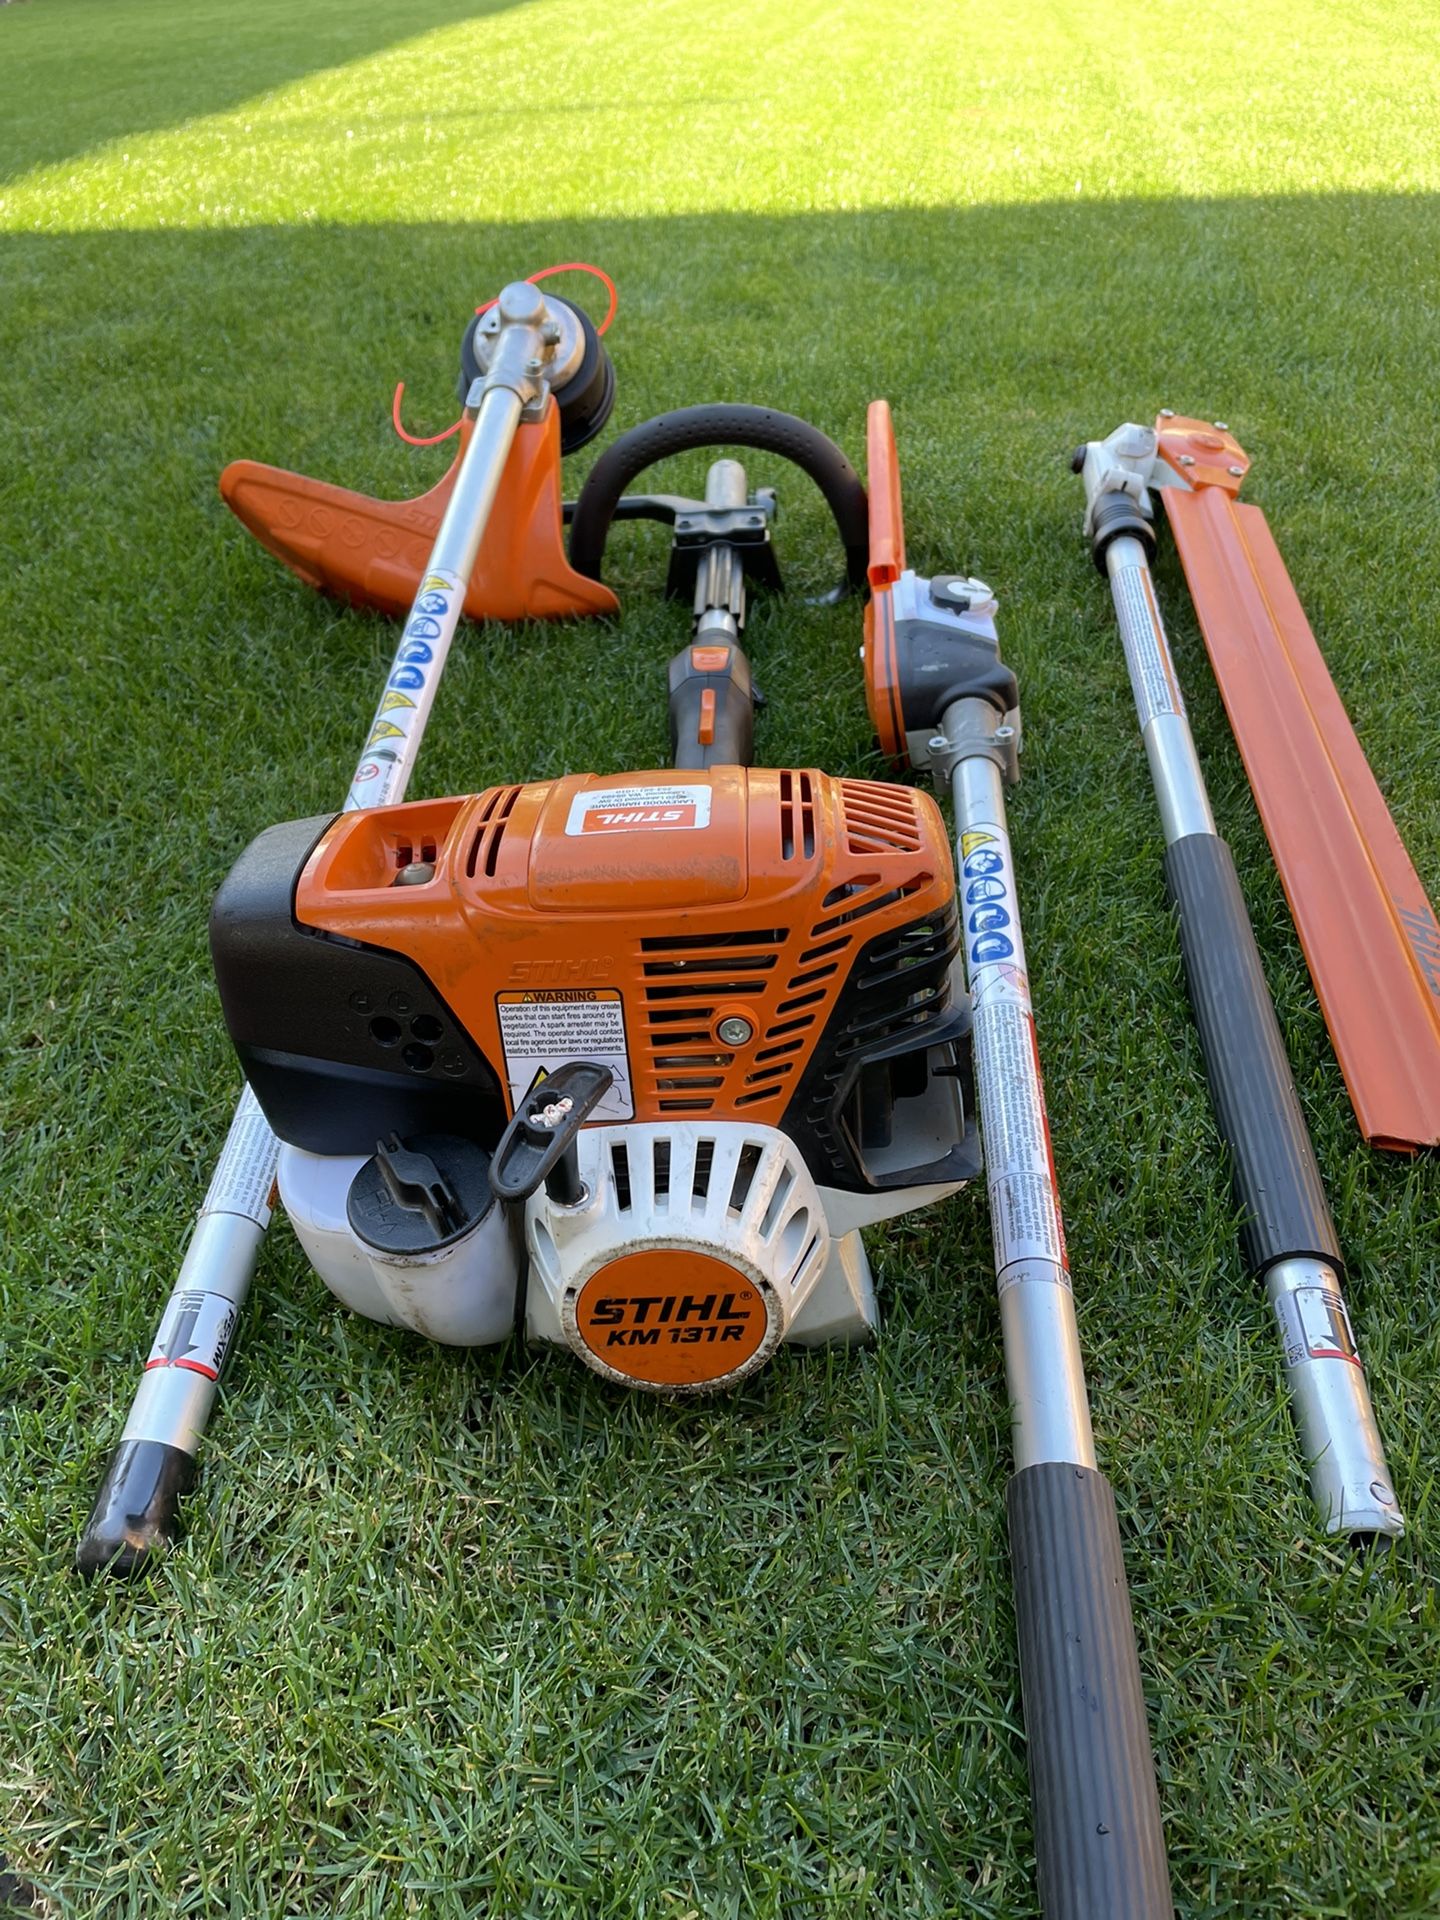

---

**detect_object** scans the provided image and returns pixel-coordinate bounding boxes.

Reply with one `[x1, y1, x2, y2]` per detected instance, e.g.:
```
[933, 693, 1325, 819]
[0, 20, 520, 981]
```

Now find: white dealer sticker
[496, 990, 635, 1120]
[565, 783, 712, 836]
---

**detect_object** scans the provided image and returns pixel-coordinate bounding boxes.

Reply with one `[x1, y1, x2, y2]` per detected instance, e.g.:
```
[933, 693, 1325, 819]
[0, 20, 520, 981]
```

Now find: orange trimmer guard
[219, 405, 618, 624]
[1156, 415, 1440, 1152]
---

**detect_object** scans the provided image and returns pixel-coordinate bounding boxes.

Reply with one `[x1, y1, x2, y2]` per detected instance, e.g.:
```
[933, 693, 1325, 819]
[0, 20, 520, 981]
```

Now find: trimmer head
[218, 293, 619, 623]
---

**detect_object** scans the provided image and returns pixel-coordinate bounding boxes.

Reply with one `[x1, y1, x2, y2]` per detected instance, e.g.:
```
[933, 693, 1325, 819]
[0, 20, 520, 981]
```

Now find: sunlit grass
[3, 0, 1440, 231]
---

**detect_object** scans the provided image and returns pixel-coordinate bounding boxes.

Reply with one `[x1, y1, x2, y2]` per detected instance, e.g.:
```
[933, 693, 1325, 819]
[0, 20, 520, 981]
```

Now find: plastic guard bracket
[219, 406, 618, 623]
[1156, 414, 1440, 1152]
[866, 398, 906, 590]
[863, 399, 907, 759]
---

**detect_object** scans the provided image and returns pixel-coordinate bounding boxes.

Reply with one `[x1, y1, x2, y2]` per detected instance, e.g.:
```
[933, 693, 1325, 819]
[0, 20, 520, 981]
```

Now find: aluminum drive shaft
[77, 284, 561, 1574]
[929, 691, 1172, 1920]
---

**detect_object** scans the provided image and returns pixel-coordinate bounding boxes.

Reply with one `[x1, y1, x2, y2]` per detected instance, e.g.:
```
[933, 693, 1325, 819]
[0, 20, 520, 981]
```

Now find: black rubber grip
[1008, 1463, 1173, 1920]
[568, 404, 869, 591]
[75, 1437, 195, 1578]
[1163, 833, 1341, 1274]
[1088, 492, 1156, 573]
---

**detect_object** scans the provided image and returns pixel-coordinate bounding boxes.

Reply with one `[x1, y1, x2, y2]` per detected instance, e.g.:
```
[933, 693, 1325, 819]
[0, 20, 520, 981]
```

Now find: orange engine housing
[211, 767, 975, 1196]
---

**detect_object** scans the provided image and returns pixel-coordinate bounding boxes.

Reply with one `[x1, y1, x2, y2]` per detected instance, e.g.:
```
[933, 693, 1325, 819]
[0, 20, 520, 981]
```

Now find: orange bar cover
[219, 406, 617, 623]
[1157, 416, 1440, 1152]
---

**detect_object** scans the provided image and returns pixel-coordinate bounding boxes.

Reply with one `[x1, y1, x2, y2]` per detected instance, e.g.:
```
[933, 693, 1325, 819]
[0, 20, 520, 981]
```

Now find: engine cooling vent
[781, 900, 965, 1190]
[778, 770, 817, 861]
[465, 785, 522, 879]
[810, 871, 931, 937]
[638, 930, 787, 1114]
[838, 779, 924, 856]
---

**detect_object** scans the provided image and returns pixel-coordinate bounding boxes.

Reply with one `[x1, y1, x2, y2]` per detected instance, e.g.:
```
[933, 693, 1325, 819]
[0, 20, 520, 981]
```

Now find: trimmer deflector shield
[220, 408, 618, 623]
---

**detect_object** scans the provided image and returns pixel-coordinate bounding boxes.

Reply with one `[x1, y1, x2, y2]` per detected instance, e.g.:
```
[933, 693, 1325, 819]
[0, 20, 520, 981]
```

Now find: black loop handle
[568, 404, 869, 592]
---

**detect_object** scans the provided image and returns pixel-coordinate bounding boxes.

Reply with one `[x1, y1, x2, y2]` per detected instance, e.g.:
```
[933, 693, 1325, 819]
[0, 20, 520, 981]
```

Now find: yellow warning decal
[496, 988, 634, 1121]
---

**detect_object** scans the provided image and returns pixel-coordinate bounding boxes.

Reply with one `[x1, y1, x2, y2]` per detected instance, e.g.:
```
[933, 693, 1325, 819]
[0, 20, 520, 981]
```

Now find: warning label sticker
[201, 1085, 278, 1227]
[1112, 562, 1185, 729]
[145, 1289, 238, 1381]
[974, 999, 1070, 1290]
[565, 783, 712, 836]
[496, 989, 634, 1120]
[1273, 1285, 1360, 1370]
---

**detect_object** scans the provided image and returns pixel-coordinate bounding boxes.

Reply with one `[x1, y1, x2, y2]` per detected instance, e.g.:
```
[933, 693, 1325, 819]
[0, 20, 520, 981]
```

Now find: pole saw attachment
[1083, 418, 1440, 1153]
[1075, 423, 1405, 1543]
[865, 402, 1172, 1920]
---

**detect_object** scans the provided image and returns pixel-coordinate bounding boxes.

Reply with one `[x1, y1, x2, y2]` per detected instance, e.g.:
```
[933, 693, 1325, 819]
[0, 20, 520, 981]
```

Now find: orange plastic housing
[219, 404, 618, 623]
[292, 767, 954, 1124]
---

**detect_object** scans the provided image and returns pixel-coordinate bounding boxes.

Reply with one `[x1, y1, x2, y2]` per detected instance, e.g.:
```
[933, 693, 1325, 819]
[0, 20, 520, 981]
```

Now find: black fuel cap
[929, 575, 977, 614]
[347, 1133, 495, 1255]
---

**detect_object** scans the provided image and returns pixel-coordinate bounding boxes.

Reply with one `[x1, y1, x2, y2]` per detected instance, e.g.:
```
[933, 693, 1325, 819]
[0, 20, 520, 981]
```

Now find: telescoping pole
[77, 284, 563, 1576]
[1074, 429, 1402, 1543]
[928, 685, 1173, 1920]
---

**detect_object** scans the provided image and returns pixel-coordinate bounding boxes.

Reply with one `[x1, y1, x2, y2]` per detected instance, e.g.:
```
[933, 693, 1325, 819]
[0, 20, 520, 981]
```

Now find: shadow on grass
[0, 0, 532, 186]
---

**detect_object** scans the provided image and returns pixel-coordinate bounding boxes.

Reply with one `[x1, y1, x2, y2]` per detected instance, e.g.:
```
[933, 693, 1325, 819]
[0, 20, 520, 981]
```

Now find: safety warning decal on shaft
[974, 1000, 1070, 1289]
[565, 784, 712, 836]
[1273, 1286, 1360, 1369]
[200, 1086, 278, 1227]
[145, 1289, 237, 1381]
[1112, 562, 1186, 728]
[496, 989, 635, 1120]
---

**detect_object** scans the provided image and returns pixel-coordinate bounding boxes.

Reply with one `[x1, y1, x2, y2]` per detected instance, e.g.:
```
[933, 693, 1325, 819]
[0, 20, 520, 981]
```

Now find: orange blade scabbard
[1157, 415, 1440, 1152]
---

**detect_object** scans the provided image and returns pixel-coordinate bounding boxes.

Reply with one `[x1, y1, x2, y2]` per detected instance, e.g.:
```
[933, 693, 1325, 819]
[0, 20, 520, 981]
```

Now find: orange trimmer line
[1153, 416, 1440, 1153]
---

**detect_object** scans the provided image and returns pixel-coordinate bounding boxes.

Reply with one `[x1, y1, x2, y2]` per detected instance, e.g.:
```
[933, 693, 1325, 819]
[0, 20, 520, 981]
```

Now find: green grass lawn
[3, 0, 1439, 1913]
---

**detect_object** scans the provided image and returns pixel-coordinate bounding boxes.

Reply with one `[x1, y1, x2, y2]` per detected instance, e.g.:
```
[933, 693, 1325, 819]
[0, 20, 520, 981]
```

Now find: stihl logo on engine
[564, 782, 713, 836]
[507, 957, 614, 983]
[588, 1291, 753, 1339]
[584, 805, 696, 832]
[574, 1250, 769, 1386]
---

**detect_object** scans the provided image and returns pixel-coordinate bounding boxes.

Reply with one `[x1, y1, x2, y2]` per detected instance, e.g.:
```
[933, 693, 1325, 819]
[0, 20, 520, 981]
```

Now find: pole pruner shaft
[1075, 423, 1402, 1541]
[930, 691, 1173, 1920]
